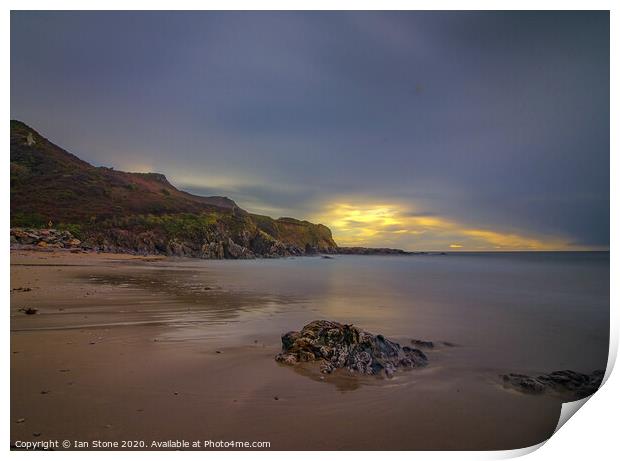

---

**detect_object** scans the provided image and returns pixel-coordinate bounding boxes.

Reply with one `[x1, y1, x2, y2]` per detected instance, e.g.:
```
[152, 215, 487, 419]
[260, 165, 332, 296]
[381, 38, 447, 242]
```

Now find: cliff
[10, 120, 337, 258]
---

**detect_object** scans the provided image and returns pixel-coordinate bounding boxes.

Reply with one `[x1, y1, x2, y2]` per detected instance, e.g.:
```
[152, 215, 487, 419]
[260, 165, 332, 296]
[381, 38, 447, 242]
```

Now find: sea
[90, 251, 610, 375]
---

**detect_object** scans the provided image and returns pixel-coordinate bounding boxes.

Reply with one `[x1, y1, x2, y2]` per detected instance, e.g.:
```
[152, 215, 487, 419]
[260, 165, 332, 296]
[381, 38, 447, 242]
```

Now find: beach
[10, 250, 609, 450]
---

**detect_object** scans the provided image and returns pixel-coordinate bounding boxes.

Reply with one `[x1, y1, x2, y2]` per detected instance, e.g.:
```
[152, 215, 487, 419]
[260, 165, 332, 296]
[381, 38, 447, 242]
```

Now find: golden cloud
[313, 202, 575, 251]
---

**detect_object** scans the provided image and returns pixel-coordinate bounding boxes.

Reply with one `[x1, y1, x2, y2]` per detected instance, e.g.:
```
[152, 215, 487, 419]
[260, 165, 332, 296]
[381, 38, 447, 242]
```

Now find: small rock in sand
[18, 307, 38, 315]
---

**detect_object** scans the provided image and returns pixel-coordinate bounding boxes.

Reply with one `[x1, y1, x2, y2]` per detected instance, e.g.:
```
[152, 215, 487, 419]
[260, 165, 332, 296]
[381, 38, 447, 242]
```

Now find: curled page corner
[551, 340, 618, 435]
[499, 367, 612, 459]
[553, 396, 592, 435]
[497, 440, 546, 459]
[497, 396, 595, 459]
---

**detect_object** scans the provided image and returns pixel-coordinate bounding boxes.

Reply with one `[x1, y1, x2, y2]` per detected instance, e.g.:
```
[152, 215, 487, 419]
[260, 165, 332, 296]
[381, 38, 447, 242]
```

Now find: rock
[411, 339, 434, 349]
[275, 320, 428, 377]
[167, 240, 185, 257]
[502, 373, 546, 394]
[225, 238, 254, 259]
[18, 307, 38, 315]
[336, 247, 412, 255]
[10, 227, 84, 250]
[200, 241, 224, 259]
[502, 369, 604, 399]
[26, 132, 36, 146]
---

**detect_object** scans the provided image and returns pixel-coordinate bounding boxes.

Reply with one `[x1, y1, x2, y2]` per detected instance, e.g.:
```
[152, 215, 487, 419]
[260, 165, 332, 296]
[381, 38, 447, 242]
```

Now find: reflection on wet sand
[12, 263, 304, 335]
[82, 269, 302, 324]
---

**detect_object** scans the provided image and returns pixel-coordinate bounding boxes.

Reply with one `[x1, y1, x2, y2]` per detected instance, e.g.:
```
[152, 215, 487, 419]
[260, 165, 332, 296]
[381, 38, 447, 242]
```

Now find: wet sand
[11, 250, 564, 450]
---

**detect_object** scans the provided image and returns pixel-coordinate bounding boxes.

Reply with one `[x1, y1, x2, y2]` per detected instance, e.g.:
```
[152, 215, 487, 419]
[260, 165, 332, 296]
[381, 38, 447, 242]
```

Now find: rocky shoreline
[9, 227, 320, 258]
[10, 228, 84, 250]
[10, 227, 418, 260]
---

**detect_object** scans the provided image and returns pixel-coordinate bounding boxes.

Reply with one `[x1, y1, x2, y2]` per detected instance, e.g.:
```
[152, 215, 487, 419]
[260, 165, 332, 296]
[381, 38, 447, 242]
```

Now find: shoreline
[10, 227, 440, 259]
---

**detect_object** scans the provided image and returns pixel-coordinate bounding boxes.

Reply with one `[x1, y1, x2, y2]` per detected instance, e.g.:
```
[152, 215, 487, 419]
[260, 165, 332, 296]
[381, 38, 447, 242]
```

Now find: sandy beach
[9, 249, 580, 450]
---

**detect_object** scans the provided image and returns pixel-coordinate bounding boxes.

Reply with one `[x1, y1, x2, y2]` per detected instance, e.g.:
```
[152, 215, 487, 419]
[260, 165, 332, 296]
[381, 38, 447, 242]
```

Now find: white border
[3, 2, 617, 460]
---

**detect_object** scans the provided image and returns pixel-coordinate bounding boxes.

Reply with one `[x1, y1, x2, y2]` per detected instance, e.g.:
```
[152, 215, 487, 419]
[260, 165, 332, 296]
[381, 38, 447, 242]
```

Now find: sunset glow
[314, 202, 576, 251]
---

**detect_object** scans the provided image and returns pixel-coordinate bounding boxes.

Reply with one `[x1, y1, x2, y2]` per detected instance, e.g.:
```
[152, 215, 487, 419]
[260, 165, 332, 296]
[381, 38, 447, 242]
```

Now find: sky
[11, 11, 609, 251]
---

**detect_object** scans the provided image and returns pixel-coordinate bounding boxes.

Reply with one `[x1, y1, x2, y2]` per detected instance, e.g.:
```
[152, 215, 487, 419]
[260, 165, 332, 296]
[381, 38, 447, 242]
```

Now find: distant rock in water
[336, 247, 412, 255]
[410, 339, 457, 349]
[275, 320, 428, 376]
[502, 369, 604, 399]
[411, 339, 435, 349]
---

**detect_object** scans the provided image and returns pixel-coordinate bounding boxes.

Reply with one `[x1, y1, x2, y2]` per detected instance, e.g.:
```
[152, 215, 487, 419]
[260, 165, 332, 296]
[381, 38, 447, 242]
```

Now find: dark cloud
[10, 11, 609, 248]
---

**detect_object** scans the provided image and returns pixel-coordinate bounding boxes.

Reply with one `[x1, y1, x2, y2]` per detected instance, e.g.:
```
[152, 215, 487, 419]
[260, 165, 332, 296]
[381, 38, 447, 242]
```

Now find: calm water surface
[86, 252, 609, 375]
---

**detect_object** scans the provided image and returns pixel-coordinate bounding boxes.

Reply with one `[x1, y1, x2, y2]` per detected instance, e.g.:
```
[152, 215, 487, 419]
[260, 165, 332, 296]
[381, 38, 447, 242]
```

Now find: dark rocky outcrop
[275, 320, 428, 376]
[502, 369, 604, 399]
